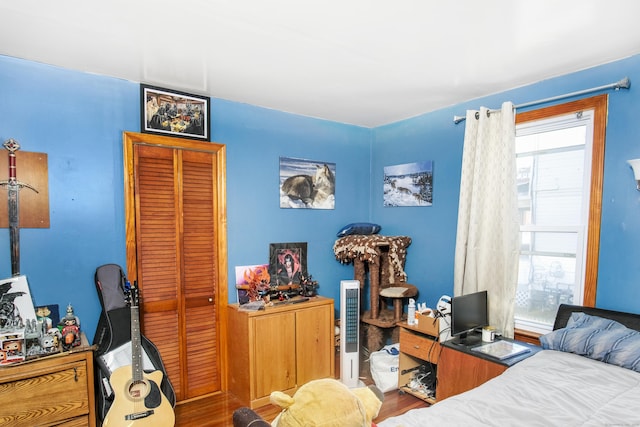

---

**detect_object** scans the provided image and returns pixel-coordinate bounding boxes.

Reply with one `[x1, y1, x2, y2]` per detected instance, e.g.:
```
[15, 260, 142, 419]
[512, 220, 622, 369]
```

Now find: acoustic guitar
[103, 282, 175, 426]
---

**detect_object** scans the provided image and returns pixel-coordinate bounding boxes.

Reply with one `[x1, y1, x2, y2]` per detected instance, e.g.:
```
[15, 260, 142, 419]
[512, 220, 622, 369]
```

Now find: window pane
[516, 124, 586, 154]
[521, 230, 578, 255]
[516, 254, 576, 326]
[517, 145, 585, 227]
[515, 116, 589, 332]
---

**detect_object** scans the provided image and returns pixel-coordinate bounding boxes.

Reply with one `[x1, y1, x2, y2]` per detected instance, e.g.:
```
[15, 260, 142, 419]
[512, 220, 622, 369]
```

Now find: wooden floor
[174, 353, 429, 426]
[174, 383, 427, 426]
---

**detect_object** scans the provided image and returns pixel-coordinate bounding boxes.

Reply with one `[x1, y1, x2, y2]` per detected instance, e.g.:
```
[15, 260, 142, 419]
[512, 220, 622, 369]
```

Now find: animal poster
[279, 157, 336, 209]
[383, 161, 433, 207]
[0, 275, 37, 329]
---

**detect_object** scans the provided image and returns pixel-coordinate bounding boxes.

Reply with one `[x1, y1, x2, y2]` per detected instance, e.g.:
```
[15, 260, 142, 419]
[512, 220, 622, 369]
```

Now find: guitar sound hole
[128, 380, 148, 399]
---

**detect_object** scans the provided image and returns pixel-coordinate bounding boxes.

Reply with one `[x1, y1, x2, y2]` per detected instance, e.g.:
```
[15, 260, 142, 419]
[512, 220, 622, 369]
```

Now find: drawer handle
[74, 367, 78, 382]
[414, 345, 420, 349]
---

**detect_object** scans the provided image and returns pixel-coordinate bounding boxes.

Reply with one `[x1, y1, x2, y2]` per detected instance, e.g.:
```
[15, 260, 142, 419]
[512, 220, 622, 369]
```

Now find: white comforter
[378, 350, 640, 427]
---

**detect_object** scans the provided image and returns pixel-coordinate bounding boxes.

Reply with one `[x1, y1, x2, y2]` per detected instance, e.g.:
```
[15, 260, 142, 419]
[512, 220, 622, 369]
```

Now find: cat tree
[333, 235, 416, 351]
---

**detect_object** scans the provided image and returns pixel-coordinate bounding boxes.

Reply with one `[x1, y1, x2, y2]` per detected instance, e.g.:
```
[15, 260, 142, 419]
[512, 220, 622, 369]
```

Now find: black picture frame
[141, 84, 210, 141]
[269, 242, 308, 286]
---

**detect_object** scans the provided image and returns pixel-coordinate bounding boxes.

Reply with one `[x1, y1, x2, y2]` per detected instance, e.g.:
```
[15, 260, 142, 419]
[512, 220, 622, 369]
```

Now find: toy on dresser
[58, 304, 81, 350]
[0, 277, 29, 364]
[0, 330, 25, 364]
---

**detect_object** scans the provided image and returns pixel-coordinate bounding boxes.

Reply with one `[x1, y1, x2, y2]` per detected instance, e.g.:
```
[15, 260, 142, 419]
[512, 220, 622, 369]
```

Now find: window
[514, 95, 606, 334]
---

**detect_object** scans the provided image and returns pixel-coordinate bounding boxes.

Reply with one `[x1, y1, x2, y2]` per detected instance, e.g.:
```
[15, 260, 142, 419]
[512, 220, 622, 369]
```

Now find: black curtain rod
[453, 77, 631, 124]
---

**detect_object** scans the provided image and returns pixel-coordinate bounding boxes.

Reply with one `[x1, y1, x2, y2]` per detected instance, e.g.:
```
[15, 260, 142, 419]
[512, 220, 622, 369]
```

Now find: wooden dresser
[0, 338, 96, 426]
[227, 297, 335, 408]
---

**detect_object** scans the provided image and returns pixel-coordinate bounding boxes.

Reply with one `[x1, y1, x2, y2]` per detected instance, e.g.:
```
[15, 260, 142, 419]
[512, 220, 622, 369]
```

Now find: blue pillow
[336, 223, 382, 238]
[540, 313, 640, 372]
[566, 312, 627, 330]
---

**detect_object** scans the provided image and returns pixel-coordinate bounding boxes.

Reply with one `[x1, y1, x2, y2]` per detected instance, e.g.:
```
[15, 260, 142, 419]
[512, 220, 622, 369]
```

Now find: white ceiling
[2, 1, 640, 127]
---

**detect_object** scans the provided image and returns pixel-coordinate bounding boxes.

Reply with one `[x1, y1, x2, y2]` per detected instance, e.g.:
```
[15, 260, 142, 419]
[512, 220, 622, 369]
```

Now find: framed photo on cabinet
[268, 242, 308, 286]
[235, 264, 271, 305]
[141, 84, 210, 141]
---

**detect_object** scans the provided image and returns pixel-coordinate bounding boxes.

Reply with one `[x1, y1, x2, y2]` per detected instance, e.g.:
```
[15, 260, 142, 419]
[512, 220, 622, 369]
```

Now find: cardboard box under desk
[412, 314, 440, 338]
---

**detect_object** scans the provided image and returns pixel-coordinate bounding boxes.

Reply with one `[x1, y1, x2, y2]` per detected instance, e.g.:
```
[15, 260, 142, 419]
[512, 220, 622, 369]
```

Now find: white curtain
[453, 102, 519, 338]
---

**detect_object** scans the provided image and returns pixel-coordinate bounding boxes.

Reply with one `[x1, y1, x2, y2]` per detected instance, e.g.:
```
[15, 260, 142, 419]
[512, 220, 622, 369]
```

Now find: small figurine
[58, 304, 81, 350]
[40, 333, 58, 353]
[2, 339, 22, 356]
[299, 274, 319, 297]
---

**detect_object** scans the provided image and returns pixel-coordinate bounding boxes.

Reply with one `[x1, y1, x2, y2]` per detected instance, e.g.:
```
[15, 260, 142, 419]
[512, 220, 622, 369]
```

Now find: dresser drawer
[0, 355, 92, 426]
[399, 327, 439, 363]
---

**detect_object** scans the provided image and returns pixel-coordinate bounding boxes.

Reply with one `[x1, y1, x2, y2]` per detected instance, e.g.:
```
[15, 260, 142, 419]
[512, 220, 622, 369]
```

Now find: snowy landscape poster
[383, 161, 433, 207]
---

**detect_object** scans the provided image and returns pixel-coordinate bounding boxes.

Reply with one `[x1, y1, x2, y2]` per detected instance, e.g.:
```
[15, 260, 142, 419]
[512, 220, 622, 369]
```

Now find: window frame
[514, 94, 607, 337]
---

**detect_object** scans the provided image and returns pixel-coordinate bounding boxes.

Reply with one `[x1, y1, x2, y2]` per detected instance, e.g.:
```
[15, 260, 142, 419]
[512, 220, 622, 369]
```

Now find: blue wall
[1, 53, 640, 342]
[0, 55, 370, 342]
[214, 99, 372, 316]
[371, 54, 640, 315]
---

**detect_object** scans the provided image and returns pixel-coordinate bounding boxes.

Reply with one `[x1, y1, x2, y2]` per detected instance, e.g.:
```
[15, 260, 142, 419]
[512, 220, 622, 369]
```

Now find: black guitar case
[92, 263, 176, 422]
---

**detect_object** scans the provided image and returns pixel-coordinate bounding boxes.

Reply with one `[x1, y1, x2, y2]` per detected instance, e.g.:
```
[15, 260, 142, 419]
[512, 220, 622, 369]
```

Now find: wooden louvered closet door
[123, 131, 227, 402]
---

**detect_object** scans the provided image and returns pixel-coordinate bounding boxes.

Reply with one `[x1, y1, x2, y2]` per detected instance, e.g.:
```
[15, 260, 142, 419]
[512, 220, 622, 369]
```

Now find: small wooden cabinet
[0, 343, 96, 426]
[397, 318, 440, 403]
[227, 297, 335, 408]
[436, 338, 540, 400]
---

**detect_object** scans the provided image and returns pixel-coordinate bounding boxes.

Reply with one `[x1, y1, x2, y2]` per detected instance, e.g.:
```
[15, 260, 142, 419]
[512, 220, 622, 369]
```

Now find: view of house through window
[514, 110, 595, 333]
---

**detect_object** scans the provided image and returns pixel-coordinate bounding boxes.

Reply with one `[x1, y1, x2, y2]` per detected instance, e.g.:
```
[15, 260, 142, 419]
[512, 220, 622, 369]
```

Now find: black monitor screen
[451, 290, 488, 345]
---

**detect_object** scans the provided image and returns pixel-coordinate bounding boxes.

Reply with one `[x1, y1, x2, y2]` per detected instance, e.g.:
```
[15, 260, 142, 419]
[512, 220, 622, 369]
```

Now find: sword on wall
[0, 139, 38, 276]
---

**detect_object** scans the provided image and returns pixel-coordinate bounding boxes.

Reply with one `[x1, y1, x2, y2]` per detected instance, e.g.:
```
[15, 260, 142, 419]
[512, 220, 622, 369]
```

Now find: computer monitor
[450, 290, 488, 345]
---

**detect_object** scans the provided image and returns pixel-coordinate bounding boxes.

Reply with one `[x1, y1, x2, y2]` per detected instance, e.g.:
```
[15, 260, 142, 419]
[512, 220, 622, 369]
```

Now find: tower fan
[340, 279, 363, 388]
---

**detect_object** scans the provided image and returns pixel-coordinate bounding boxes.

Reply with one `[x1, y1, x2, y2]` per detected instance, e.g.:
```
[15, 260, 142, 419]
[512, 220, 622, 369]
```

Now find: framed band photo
[141, 84, 210, 141]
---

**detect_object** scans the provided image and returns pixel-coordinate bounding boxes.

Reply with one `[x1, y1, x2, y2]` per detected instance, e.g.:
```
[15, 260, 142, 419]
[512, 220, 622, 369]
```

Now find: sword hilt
[0, 180, 39, 193]
[3, 139, 20, 182]
[2, 139, 38, 193]
[3, 138, 20, 153]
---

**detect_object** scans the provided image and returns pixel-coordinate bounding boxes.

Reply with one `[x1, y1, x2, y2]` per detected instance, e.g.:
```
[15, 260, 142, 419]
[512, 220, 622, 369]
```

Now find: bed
[378, 304, 640, 427]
